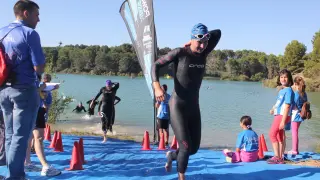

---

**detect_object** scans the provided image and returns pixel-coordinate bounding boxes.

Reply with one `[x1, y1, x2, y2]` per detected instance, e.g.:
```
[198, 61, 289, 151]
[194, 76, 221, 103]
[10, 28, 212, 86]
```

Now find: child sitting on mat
[223, 116, 259, 163]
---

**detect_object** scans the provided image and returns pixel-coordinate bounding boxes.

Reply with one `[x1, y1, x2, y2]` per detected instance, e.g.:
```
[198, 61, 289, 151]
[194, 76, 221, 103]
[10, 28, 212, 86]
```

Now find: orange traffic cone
[158, 133, 166, 150]
[66, 141, 84, 171]
[49, 131, 58, 148]
[54, 132, 64, 152]
[44, 125, 51, 141]
[258, 136, 264, 159]
[141, 131, 151, 150]
[260, 134, 268, 152]
[78, 138, 86, 164]
[170, 136, 177, 150]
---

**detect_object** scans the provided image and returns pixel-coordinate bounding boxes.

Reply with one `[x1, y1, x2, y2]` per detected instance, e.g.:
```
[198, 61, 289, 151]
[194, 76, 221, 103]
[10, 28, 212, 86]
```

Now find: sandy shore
[50, 115, 157, 143]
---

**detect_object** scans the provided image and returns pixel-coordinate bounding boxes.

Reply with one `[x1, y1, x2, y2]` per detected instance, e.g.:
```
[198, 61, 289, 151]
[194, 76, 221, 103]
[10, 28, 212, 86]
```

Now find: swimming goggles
[193, 33, 211, 42]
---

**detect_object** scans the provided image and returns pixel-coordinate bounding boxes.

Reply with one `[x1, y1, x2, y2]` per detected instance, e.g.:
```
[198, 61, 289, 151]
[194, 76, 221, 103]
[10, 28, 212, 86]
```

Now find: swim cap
[106, 80, 112, 86]
[191, 23, 209, 40]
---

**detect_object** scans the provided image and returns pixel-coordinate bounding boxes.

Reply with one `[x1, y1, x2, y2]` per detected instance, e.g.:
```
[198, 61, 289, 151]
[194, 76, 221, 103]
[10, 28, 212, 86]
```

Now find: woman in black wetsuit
[98, 95, 121, 132]
[90, 80, 119, 143]
[151, 23, 221, 180]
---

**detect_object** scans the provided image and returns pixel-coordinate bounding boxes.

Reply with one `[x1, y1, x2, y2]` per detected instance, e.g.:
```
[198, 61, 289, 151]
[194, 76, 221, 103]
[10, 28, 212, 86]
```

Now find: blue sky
[0, 0, 319, 55]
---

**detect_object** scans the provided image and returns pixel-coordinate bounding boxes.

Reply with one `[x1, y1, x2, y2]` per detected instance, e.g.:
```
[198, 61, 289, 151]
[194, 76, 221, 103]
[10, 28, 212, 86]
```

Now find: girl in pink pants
[267, 69, 294, 164]
[288, 76, 309, 155]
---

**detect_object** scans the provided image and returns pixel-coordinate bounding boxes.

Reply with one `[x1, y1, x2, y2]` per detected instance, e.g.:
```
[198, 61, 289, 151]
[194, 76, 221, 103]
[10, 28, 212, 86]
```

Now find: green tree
[266, 54, 280, 79]
[226, 59, 240, 76]
[118, 53, 137, 73]
[304, 30, 320, 78]
[69, 49, 87, 72]
[311, 30, 320, 63]
[280, 40, 306, 74]
[94, 51, 113, 74]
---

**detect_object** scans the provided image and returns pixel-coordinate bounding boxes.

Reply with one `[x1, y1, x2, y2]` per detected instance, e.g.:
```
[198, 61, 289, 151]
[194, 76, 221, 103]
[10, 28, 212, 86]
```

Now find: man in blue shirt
[0, 1, 45, 179]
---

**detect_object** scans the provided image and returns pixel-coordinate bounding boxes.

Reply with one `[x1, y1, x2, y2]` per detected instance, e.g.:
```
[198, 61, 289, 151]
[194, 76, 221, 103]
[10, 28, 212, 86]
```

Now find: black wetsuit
[93, 83, 119, 132]
[72, 106, 86, 113]
[151, 29, 221, 173]
[98, 95, 121, 128]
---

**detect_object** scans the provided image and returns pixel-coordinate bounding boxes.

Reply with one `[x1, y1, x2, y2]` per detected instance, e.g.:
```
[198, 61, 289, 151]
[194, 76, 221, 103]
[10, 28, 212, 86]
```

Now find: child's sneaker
[267, 156, 284, 164]
[41, 166, 61, 177]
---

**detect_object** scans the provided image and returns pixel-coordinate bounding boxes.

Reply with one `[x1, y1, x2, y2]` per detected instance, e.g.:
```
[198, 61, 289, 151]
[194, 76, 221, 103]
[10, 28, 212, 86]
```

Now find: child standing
[268, 69, 294, 164]
[223, 116, 259, 163]
[156, 84, 171, 145]
[288, 76, 310, 155]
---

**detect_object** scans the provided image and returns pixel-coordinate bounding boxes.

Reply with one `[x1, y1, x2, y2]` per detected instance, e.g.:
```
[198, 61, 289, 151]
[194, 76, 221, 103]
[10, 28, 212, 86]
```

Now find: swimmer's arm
[114, 96, 121, 105]
[151, 48, 182, 88]
[112, 82, 120, 90]
[151, 48, 181, 82]
[82, 106, 87, 112]
[91, 88, 103, 107]
[203, 29, 222, 55]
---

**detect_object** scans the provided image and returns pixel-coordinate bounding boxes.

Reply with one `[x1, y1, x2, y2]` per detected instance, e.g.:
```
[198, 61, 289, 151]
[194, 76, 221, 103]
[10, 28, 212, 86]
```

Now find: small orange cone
[260, 134, 268, 152]
[258, 136, 264, 159]
[54, 132, 64, 152]
[44, 125, 51, 141]
[49, 131, 58, 148]
[66, 141, 84, 171]
[78, 138, 86, 164]
[158, 133, 166, 150]
[141, 131, 151, 150]
[170, 136, 177, 150]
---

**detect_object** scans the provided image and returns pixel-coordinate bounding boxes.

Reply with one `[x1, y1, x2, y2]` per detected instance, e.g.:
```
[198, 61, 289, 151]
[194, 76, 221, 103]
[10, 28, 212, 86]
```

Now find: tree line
[43, 30, 320, 85]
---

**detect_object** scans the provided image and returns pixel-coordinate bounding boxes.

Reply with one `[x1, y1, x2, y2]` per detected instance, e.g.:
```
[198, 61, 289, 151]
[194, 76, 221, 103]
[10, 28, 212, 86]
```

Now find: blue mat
[0, 135, 320, 180]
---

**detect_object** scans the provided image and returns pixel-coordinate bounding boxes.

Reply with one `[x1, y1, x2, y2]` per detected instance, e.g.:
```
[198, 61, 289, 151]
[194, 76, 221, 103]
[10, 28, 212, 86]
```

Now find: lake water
[53, 74, 320, 151]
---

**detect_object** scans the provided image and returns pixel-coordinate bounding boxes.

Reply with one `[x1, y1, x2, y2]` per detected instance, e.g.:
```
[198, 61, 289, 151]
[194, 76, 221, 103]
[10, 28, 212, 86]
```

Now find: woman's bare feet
[165, 151, 173, 172]
[102, 134, 107, 143]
